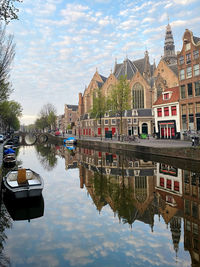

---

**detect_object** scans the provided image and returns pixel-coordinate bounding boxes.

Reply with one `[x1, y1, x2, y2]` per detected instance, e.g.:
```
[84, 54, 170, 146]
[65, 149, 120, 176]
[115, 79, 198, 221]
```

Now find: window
[111, 119, 116, 125]
[180, 69, 185, 80]
[133, 118, 137, 123]
[178, 56, 184, 65]
[186, 53, 191, 64]
[104, 119, 109, 125]
[185, 43, 191, 51]
[192, 202, 198, 219]
[181, 105, 186, 115]
[180, 85, 186, 98]
[186, 220, 191, 231]
[174, 181, 179, 191]
[187, 83, 193, 97]
[185, 199, 190, 215]
[194, 64, 200, 76]
[188, 104, 193, 114]
[160, 177, 164, 187]
[164, 107, 169, 116]
[193, 50, 199, 59]
[171, 106, 177, 116]
[182, 116, 187, 130]
[196, 103, 200, 113]
[132, 82, 144, 108]
[163, 93, 169, 100]
[167, 179, 171, 189]
[157, 108, 162, 117]
[186, 67, 192, 78]
[127, 118, 132, 124]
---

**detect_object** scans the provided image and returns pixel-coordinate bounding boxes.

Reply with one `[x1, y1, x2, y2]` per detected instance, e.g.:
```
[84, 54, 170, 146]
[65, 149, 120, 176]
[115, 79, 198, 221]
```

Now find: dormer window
[163, 93, 169, 100]
[105, 112, 109, 117]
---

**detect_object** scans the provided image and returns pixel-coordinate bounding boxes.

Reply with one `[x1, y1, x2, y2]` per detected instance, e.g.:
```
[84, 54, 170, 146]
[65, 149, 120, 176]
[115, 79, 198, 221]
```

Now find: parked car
[0, 134, 4, 143]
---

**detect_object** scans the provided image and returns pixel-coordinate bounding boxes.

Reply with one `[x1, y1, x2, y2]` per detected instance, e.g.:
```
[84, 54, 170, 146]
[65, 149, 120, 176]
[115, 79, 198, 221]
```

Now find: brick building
[177, 29, 200, 135]
[75, 23, 179, 138]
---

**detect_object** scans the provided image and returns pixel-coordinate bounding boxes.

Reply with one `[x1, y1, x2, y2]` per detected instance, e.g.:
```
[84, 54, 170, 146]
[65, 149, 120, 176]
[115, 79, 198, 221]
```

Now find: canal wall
[45, 133, 200, 162]
[77, 139, 200, 162]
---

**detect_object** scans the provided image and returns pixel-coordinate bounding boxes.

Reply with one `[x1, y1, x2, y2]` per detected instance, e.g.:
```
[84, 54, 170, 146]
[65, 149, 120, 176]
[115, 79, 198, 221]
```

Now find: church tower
[162, 23, 177, 65]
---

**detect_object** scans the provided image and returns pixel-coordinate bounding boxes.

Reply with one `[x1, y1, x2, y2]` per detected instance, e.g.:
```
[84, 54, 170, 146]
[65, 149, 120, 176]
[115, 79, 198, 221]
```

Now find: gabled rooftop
[153, 86, 179, 106]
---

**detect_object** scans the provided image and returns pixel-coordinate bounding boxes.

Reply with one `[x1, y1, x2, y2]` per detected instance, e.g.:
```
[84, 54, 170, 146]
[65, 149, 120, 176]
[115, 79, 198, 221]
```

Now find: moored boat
[3, 168, 44, 199]
[64, 137, 77, 145]
[3, 154, 16, 167]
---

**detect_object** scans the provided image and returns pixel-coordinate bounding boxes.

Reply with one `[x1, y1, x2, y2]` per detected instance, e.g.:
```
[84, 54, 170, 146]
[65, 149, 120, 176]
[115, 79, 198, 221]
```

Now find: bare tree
[0, 24, 15, 101]
[0, 0, 23, 23]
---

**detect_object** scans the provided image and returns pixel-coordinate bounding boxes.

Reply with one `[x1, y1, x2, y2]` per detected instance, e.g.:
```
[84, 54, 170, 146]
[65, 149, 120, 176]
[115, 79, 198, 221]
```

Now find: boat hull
[3, 169, 44, 199]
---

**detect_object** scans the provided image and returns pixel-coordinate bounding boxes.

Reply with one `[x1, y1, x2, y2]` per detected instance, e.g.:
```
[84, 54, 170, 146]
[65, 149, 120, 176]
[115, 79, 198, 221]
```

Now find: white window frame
[104, 119, 109, 125]
[127, 118, 132, 124]
[186, 66, 192, 79]
[194, 64, 200, 76]
[111, 119, 116, 125]
[180, 69, 185, 80]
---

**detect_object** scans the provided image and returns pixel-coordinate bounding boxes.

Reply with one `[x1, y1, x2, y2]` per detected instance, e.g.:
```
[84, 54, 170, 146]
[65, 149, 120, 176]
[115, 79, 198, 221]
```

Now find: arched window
[132, 83, 144, 108]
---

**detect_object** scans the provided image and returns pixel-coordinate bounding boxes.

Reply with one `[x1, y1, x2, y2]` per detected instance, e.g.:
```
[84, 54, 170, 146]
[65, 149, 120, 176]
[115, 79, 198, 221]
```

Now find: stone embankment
[46, 133, 200, 162]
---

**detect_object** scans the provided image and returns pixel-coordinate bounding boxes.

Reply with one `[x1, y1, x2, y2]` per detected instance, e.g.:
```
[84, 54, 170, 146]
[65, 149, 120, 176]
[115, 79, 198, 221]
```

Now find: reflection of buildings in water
[183, 170, 200, 266]
[155, 163, 184, 255]
[78, 147, 157, 229]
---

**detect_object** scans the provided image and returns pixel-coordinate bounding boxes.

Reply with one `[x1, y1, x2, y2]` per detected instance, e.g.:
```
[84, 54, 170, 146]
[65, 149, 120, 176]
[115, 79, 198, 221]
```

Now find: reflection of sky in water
[2, 146, 191, 267]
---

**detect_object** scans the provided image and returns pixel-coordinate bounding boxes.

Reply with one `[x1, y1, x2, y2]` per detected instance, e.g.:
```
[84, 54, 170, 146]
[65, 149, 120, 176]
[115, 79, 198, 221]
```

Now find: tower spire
[162, 22, 177, 65]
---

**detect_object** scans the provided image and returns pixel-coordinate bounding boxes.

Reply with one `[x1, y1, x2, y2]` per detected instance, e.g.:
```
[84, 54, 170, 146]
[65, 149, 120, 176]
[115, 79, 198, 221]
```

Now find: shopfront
[158, 120, 176, 139]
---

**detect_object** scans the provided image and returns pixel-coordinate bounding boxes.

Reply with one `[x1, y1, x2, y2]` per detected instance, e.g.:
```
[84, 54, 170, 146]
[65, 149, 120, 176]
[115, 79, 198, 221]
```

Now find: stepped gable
[113, 58, 137, 80]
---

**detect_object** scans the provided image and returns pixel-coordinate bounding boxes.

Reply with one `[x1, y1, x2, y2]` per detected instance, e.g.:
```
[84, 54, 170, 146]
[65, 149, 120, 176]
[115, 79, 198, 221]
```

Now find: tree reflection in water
[35, 143, 57, 171]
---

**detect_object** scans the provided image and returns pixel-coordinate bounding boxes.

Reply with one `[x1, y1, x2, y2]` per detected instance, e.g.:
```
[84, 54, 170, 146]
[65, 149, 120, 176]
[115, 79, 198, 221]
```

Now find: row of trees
[90, 75, 130, 139]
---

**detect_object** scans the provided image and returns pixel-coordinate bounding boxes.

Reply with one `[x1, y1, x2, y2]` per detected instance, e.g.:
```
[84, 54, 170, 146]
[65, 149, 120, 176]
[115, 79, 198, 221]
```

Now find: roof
[193, 36, 200, 45]
[66, 105, 78, 111]
[137, 109, 152, 116]
[168, 64, 178, 76]
[153, 86, 179, 106]
[113, 58, 137, 80]
[133, 58, 145, 74]
[99, 74, 107, 83]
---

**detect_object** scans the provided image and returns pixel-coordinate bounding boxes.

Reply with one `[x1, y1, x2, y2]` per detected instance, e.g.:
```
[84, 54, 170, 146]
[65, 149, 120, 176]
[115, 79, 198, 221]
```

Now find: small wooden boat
[3, 154, 16, 167]
[3, 168, 44, 199]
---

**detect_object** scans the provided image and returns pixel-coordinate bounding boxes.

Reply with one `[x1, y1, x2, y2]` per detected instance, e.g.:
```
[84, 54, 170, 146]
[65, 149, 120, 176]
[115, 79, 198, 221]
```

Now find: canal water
[0, 144, 199, 267]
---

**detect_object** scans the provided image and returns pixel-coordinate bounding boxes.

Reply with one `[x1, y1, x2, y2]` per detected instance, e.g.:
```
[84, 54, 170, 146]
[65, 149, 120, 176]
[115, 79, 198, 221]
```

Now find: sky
[5, 0, 200, 125]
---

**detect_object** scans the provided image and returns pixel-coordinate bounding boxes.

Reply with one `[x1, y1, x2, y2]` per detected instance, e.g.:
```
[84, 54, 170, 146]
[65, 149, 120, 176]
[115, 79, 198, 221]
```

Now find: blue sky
[6, 0, 200, 125]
